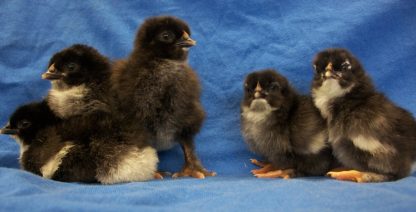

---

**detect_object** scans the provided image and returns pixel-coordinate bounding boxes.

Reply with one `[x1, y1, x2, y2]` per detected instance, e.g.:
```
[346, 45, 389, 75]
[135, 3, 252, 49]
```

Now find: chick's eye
[244, 84, 253, 92]
[340, 60, 352, 71]
[66, 63, 77, 72]
[159, 31, 175, 42]
[313, 65, 323, 74]
[270, 82, 280, 90]
[19, 120, 31, 129]
[341, 64, 350, 71]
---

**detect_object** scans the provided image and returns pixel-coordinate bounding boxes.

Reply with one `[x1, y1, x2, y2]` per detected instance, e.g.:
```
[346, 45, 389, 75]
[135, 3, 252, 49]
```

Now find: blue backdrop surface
[0, 0, 415, 211]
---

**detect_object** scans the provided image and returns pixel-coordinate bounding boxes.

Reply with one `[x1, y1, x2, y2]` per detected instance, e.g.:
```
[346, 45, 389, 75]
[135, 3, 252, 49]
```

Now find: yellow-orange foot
[327, 170, 365, 183]
[254, 169, 295, 179]
[172, 167, 216, 179]
[250, 159, 275, 174]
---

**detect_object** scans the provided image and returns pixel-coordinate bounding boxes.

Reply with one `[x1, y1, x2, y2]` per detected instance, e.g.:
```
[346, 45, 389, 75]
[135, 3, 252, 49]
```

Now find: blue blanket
[1, 0, 415, 211]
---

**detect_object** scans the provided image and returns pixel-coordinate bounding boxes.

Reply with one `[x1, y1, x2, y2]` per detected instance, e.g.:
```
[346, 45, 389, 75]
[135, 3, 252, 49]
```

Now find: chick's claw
[154, 172, 164, 180]
[250, 158, 268, 167]
[154, 171, 172, 180]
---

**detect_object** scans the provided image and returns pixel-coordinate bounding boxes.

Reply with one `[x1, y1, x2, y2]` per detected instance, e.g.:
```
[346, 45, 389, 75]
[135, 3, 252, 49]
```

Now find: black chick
[41, 44, 160, 181]
[0, 101, 96, 181]
[0, 101, 159, 184]
[42, 44, 112, 138]
[110, 16, 215, 178]
[241, 69, 333, 178]
[311, 48, 416, 182]
[241, 69, 334, 178]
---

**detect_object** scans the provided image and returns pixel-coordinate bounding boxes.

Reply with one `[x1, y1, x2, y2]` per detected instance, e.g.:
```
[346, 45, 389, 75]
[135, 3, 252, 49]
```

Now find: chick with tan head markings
[241, 69, 335, 179]
[311, 48, 416, 182]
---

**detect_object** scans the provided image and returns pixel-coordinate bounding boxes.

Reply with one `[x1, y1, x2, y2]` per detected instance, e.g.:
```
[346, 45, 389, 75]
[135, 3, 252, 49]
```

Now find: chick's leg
[172, 139, 216, 179]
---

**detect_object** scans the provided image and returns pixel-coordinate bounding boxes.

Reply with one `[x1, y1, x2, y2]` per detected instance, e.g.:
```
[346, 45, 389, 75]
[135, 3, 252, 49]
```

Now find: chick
[0, 101, 158, 184]
[42, 44, 112, 138]
[241, 69, 334, 178]
[111, 16, 215, 178]
[311, 48, 416, 182]
[41, 44, 161, 181]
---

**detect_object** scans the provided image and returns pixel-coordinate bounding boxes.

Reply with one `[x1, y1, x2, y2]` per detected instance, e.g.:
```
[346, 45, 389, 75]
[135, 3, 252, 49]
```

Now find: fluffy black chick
[42, 44, 113, 138]
[311, 48, 416, 182]
[110, 16, 215, 178]
[241, 69, 334, 178]
[0, 101, 158, 184]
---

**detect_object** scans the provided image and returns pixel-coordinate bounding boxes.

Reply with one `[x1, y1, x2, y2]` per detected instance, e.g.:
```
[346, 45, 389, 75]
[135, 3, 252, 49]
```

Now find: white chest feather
[312, 79, 352, 118]
[241, 99, 277, 124]
[48, 84, 89, 117]
[243, 111, 271, 125]
[40, 143, 75, 179]
[11, 135, 28, 162]
[241, 99, 278, 148]
[242, 114, 269, 139]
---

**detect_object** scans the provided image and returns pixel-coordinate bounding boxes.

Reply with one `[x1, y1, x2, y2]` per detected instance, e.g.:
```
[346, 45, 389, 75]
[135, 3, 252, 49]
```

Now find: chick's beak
[42, 64, 63, 80]
[254, 82, 262, 99]
[176, 31, 196, 47]
[324, 62, 334, 78]
[0, 123, 18, 135]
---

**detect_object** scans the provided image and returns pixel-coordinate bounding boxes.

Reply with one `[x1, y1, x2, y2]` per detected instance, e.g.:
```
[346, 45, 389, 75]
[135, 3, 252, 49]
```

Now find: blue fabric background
[1, 0, 415, 211]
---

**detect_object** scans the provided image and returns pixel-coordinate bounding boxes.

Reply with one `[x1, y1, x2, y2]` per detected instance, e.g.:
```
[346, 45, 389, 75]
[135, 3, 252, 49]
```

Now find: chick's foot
[250, 159, 275, 174]
[327, 170, 365, 182]
[172, 166, 216, 179]
[254, 169, 295, 179]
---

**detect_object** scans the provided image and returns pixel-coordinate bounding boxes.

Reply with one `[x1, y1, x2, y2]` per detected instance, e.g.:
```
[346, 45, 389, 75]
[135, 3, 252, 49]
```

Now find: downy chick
[42, 44, 112, 138]
[311, 48, 416, 182]
[241, 69, 334, 178]
[0, 101, 158, 184]
[111, 16, 215, 178]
